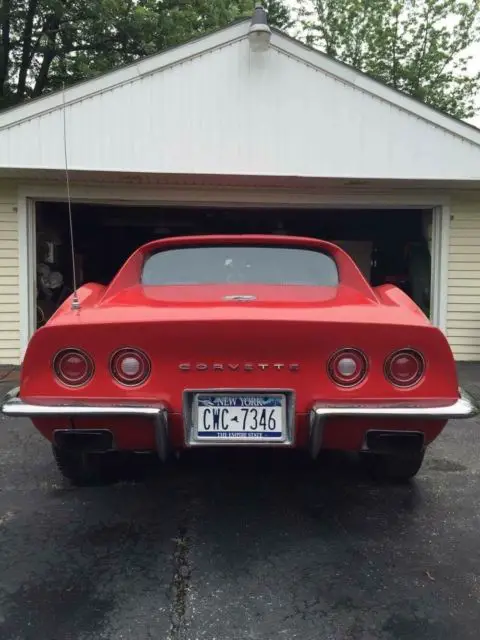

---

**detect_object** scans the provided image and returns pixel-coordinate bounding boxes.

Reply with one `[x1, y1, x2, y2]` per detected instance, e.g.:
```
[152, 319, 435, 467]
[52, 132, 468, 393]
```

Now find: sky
[282, 0, 480, 129]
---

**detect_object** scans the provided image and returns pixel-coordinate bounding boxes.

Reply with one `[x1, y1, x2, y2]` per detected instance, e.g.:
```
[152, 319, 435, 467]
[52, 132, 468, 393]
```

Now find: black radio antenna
[62, 82, 80, 311]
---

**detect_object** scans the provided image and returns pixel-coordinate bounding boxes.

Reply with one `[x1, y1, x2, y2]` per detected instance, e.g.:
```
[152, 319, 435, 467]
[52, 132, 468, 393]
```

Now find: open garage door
[34, 201, 433, 329]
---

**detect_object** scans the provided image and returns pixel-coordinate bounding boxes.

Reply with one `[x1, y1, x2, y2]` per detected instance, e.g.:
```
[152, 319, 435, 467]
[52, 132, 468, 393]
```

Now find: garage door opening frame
[17, 185, 450, 360]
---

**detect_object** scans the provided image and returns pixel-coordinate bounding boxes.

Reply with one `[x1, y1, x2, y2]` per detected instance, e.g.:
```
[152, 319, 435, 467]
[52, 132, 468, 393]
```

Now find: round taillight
[110, 348, 151, 386]
[385, 349, 425, 388]
[328, 348, 368, 387]
[53, 349, 94, 387]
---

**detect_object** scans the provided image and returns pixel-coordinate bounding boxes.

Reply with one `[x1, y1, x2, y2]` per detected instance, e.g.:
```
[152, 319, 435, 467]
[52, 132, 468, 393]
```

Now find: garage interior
[35, 201, 433, 328]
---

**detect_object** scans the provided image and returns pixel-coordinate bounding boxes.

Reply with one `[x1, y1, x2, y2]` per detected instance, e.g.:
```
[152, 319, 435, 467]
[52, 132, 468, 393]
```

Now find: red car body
[2, 234, 477, 484]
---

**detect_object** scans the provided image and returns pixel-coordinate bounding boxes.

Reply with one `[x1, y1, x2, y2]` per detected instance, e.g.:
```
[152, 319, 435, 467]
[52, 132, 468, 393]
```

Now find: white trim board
[18, 182, 451, 207]
[431, 205, 450, 334]
[17, 183, 449, 358]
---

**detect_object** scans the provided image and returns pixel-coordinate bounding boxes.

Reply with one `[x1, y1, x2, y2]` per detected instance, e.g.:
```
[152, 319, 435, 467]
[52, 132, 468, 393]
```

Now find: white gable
[1, 21, 480, 181]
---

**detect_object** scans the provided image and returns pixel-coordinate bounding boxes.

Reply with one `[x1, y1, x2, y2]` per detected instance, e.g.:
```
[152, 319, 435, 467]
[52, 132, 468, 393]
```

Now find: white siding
[447, 197, 480, 360]
[0, 181, 20, 364]
[1, 31, 480, 180]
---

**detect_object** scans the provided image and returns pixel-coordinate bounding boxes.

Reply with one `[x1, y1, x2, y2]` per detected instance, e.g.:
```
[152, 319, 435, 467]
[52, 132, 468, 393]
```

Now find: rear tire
[361, 451, 425, 483]
[52, 446, 114, 486]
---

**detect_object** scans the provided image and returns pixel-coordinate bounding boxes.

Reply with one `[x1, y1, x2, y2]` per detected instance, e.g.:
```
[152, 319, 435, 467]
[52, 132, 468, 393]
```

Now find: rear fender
[374, 284, 428, 320]
[48, 283, 106, 323]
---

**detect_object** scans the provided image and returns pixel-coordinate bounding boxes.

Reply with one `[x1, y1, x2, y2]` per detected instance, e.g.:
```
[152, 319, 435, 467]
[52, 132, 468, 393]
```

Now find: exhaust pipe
[53, 429, 114, 453]
[364, 430, 424, 455]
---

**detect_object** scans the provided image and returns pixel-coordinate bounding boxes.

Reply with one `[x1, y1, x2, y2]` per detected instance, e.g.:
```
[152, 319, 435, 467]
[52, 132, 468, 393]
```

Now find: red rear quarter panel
[374, 284, 429, 320]
[49, 283, 106, 322]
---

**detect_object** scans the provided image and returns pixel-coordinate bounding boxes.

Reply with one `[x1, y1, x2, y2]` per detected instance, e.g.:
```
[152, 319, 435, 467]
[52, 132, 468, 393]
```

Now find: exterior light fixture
[248, 3, 271, 52]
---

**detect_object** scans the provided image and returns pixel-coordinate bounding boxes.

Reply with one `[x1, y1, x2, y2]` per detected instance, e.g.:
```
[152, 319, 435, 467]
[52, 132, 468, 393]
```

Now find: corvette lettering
[179, 363, 300, 372]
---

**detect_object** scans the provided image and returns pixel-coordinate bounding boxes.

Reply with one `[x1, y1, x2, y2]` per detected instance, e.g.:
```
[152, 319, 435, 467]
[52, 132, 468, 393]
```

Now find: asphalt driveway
[1, 370, 480, 640]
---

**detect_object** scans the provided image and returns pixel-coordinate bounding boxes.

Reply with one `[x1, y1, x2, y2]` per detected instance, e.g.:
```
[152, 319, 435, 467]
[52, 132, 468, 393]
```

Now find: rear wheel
[52, 446, 114, 486]
[361, 451, 425, 483]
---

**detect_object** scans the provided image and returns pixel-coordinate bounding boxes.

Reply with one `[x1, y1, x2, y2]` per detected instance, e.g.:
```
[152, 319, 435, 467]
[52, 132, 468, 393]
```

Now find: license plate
[194, 394, 287, 442]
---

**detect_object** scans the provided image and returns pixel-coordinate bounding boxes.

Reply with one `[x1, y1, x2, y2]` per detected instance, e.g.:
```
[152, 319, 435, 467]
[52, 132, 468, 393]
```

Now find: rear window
[141, 246, 339, 286]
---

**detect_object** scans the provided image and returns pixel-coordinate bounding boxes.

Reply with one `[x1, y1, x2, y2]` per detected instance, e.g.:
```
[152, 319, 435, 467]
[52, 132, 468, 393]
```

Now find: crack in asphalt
[169, 524, 191, 640]
[167, 475, 200, 640]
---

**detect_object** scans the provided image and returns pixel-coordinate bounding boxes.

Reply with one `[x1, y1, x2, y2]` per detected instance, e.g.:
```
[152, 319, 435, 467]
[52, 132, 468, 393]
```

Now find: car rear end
[6, 295, 474, 454]
[2, 235, 477, 484]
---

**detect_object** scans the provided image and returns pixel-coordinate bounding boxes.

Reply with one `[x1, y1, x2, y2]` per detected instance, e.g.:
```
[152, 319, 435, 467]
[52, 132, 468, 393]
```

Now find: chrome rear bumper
[0, 386, 169, 461]
[2, 386, 478, 462]
[311, 388, 478, 420]
[309, 387, 479, 459]
[4, 386, 476, 421]
[1, 386, 164, 417]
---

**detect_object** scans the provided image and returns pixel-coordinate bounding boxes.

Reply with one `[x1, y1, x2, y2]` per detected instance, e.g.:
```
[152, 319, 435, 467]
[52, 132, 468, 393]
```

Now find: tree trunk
[32, 12, 62, 98]
[0, 0, 10, 101]
[17, 0, 39, 100]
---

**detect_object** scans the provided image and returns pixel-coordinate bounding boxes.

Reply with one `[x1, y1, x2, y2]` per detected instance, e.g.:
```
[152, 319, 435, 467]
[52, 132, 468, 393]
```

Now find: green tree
[298, 0, 480, 119]
[0, 0, 291, 111]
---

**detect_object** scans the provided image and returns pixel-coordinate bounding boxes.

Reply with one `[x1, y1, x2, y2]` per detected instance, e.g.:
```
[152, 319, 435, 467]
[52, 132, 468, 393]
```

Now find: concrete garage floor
[0, 369, 480, 640]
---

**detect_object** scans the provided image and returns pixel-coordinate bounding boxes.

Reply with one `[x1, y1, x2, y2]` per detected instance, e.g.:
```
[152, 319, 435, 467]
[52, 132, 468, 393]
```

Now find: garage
[34, 201, 433, 328]
[1, 16, 480, 365]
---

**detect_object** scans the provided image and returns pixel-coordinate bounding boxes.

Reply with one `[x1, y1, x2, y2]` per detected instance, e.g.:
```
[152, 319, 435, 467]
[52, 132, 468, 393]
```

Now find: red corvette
[2, 234, 478, 484]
